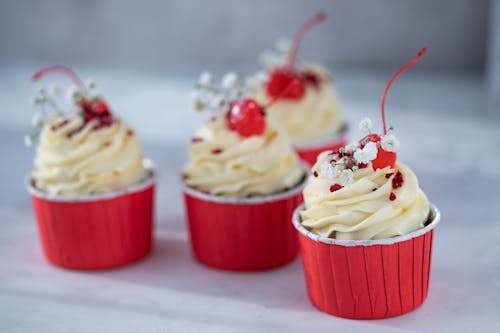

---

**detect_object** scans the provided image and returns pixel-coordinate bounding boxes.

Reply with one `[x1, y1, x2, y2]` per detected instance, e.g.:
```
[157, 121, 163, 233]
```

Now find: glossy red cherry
[91, 101, 110, 114]
[266, 70, 305, 99]
[359, 133, 397, 170]
[265, 12, 326, 101]
[227, 98, 266, 137]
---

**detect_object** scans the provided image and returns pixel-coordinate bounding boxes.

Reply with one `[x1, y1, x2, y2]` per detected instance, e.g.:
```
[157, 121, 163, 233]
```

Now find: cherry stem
[381, 46, 427, 134]
[284, 11, 327, 71]
[32, 65, 87, 93]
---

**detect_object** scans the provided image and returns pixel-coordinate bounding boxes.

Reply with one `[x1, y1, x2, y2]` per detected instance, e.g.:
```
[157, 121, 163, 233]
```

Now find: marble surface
[1, 67, 499, 332]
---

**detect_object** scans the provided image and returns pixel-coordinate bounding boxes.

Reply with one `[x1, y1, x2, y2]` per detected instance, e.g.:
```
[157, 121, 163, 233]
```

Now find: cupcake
[292, 48, 441, 319]
[182, 72, 307, 271]
[255, 12, 347, 165]
[25, 66, 156, 270]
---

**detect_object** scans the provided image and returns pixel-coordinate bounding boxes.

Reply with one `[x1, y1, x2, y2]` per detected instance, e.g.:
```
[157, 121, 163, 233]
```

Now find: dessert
[255, 12, 347, 165]
[182, 72, 307, 271]
[25, 66, 156, 270]
[292, 48, 441, 318]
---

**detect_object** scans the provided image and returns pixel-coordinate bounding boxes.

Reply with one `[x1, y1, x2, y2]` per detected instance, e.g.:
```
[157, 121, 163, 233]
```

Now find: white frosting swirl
[32, 114, 144, 195]
[183, 114, 304, 197]
[255, 65, 343, 145]
[300, 151, 429, 240]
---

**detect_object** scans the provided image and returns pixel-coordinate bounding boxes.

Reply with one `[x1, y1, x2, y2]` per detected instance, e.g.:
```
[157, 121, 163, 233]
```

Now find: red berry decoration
[32, 65, 114, 135]
[360, 47, 427, 171]
[359, 133, 397, 170]
[266, 12, 326, 100]
[227, 98, 266, 137]
[266, 70, 305, 99]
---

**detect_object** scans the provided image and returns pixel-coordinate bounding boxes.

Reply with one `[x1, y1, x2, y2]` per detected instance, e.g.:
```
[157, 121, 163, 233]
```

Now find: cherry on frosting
[227, 98, 266, 137]
[360, 47, 427, 171]
[266, 12, 326, 100]
[359, 133, 397, 170]
[32, 65, 115, 135]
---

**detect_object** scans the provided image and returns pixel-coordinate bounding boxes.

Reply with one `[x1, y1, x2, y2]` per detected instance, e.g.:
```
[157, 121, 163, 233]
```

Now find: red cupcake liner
[294, 124, 348, 166]
[293, 203, 440, 319]
[26, 159, 157, 270]
[182, 171, 307, 271]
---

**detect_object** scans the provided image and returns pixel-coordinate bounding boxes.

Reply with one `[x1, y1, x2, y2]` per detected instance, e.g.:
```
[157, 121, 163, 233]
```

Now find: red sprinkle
[385, 172, 394, 179]
[191, 137, 203, 143]
[211, 148, 223, 155]
[389, 192, 396, 201]
[329, 183, 343, 192]
[358, 162, 368, 169]
[313, 171, 318, 177]
[51, 119, 69, 131]
[392, 171, 404, 189]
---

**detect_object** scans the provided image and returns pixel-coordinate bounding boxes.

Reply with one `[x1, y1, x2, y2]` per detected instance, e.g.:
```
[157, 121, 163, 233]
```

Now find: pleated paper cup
[182, 169, 308, 271]
[293, 203, 441, 319]
[26, 159, 157, 270]
[294, 124, 348, 166]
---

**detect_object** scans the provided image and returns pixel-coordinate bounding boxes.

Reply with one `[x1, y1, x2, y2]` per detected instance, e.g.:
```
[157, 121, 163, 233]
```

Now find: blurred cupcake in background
[255, 12, 347, 165]
[25, 66, 156, 270]
[292, 48, 441, 319]
[182, 71, 307, 271]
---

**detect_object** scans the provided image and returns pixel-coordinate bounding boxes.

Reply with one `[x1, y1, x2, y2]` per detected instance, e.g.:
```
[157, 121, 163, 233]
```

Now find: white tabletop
[1, 67, 499, 332]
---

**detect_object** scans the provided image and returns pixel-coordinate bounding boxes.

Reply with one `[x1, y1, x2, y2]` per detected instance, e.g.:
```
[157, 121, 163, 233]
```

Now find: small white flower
[259, 51, 285, 69]
[210, 94, 225, 109]
[358, 117, 373, 133]
[339, 169, 354, 187]
[353, 141, 378, 164]
[320, 162, 337, 180]
[36, 87, 46, 95]
[48, 83, 62, 96]
[221, 72, 238, 90]
[245, 71, 268, 92]
[85, 79, 97, 90]
[188, 91, 204, 111]
[345, 141, 359, 153]
[254, 71, 269, 83]
[24, 135, 33, 147]
[31, 112, 43, 127]
[276, 38, 292, 53]
[198, 71, 213, 87]
[66, 85, 83, 102]
[380, 133, 400, 152]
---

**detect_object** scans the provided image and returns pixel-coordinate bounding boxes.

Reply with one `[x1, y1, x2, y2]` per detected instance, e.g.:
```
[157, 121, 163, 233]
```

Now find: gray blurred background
[0, 0, 491, 74]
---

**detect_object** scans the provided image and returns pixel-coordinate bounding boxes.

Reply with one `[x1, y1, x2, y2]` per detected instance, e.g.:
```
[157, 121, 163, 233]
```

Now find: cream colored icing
[255, 65, 342, 145]
[183, 114, 304, 197]
[300, 151, 429, 240]
[32, 114, 144, 195]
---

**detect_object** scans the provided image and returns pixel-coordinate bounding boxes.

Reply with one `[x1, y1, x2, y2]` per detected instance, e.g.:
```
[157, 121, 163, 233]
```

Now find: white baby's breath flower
[24, 135, 33, 147]
[48, 83, 62, 96]
[259, 51, 286, 69]
[198, 71, 213, 87]
[320, 162, 337, 180]
[276, 38, 292, 53]
[358, 117, 373, 133]
[188, 91, 204, 112]
[339, 169, 354, 187]
[85, 79, 97, 90]
[210, 94, 225, 110]
[66, 85, 83, 102]
[245, 71, 268, 93]
[31, 112, 43, 127]
[221, 72, 238, 90]
[345, 141, 359, 153]
[353, 141, 378, 164]
[380, 133, 400, 152]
